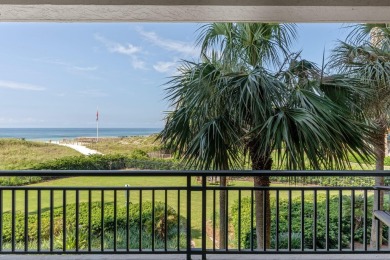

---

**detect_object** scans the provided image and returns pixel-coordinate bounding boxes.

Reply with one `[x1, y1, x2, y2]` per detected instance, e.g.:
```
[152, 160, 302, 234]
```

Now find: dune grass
[85, 135, 161, 156]
[0, 139, 81, 170]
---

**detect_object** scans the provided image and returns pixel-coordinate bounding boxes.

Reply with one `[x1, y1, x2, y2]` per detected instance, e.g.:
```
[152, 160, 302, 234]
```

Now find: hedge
[1, 201, 186, 250]
[0, 154, 184, 186]
[231, 194, 388, 250]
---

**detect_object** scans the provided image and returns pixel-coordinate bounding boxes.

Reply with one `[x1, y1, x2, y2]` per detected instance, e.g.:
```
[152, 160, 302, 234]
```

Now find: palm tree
[159, 58, 244, 249]
[197, 23, 372, 248]
[197, 23, 297, 248]
[331, 24, 390, 248]
[160, 23, 373, 250]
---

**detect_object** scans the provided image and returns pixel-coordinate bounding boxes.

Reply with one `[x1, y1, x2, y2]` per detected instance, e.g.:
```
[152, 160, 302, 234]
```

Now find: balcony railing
[0, 170, 389, 259]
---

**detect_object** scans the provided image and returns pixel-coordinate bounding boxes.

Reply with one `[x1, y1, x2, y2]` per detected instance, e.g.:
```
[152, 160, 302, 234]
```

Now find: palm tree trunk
[219, 176, 227, 249]
[254, 175, 271, 249]
[370, 126, 386, 248]
[249, 140, 272, 249]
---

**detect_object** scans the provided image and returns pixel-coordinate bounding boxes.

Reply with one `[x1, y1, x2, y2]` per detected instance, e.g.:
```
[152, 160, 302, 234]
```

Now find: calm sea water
[0, 128, 161, 141]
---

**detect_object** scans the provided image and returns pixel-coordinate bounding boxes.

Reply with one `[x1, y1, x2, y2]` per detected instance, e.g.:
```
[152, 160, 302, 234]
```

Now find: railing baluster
[76, 190, 79, 252]
[313, 190, 317, 251]
[326, 189, 329, 251]
[24, 190, 28, 252]
[276, 190, 279, 251]
[37, 190, 41, 252]
[338, 190, 342, 251]
[376, 188, 380, 251]
[101, 190, 104, 252]
[213, 189, 216, 252]
[177, 189, 181, 251]
[126, 188, 130, 252]
[11, 189, 15, 252]
[114, 190, 117, 252]
[88, 190, 92, 252]
[63, 190, 66, 252]
[165, 189, 168, 252]
[201, 176, 206, 260]
[363, 189, 368, 251]
[139, 190, 142, 251]
[50, 189, 54, 252]
[288, 189, 292, 251]
[301, 190, 304, 251]
[152, 189, 155, 252]
[0, 190, 2, 252]
[226, 188, 229, 252]
[262, 189, 266, 251]
[250, 189, 254, 251]
[238, 190, 241, 251]
[186, 176, 191, 260]
[351, 190, 355, 251]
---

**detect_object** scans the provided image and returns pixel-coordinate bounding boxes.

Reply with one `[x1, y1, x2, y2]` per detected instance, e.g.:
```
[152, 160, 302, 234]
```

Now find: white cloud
[131, 57, 147, 70]
[95, 34, 146, 70]
[34, 57, 70, 66]
[0, 80, 45, 91]
[111, 44, 140, 56]
[137, 28, 199, 57]
[72, 66, 98, 71]
[153, 61, 177, 73]
[35, 57, 98, 73]
[95, 34, 141, 56]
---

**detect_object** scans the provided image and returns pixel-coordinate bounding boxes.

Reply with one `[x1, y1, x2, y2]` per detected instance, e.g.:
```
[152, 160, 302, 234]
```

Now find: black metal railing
[0, 170, 389, 259]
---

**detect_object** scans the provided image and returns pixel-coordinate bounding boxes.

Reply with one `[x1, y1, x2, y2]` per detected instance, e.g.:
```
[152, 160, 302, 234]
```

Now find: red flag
[96, 110, 99, 121]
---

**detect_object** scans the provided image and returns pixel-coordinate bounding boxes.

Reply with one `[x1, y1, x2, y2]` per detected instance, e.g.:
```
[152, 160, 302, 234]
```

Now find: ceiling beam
[0, 1, 389, 22]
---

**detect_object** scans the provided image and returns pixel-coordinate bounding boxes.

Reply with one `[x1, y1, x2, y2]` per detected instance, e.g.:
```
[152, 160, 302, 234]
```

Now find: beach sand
[49, 140, 102, 155]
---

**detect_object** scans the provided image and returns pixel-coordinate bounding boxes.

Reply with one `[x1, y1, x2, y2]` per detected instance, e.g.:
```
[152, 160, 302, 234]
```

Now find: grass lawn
[0, 139, 80, 170]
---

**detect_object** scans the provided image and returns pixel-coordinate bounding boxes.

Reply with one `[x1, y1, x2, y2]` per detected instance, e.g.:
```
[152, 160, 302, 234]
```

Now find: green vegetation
[1, 156, 180, 186]
[0, 138, 180, 186]
[1, 201, 186, 250]
[0, 139, 80, 170]
[231, 194, 388, 250]
[85, 135, 162, 156]
[270, 176, 376, 187]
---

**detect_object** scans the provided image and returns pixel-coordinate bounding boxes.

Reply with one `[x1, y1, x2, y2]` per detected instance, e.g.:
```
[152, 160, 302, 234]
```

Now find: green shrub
[0, 154, 183, 186]
[129, 149, 149, 159]
[1, 201, 186, 250]
[32, 154, 182, 172]
[269, 176, 376, 187]
[33, 154, 128, 170]
[231, 194, 388, 250]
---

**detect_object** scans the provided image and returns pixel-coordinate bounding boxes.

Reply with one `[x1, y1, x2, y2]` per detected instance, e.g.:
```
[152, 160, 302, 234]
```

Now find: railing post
[376, 189, 381, 250]
[187, 175, 192, 260]
[202, 174, 207, 260]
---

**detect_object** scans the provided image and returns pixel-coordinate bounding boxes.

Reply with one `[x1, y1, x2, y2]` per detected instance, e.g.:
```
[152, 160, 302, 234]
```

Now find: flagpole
[96, 107, 99, 143]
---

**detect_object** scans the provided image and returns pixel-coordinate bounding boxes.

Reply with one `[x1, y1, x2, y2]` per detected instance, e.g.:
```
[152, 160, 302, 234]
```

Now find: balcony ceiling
[0, 0, 389, 22]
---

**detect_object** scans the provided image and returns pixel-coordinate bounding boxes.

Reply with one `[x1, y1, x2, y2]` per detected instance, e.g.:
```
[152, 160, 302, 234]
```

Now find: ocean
[0, 128, 161, 141]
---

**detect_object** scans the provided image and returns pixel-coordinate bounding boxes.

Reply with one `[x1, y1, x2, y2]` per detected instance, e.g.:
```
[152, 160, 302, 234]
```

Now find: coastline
[0, 128, 161, 141]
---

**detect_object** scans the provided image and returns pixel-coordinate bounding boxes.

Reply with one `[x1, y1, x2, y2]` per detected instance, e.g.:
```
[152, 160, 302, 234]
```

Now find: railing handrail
[0, 169, 390, 177]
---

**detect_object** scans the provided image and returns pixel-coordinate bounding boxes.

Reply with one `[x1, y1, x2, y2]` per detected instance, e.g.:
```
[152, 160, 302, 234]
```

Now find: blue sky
[0, 23, 351, 128]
